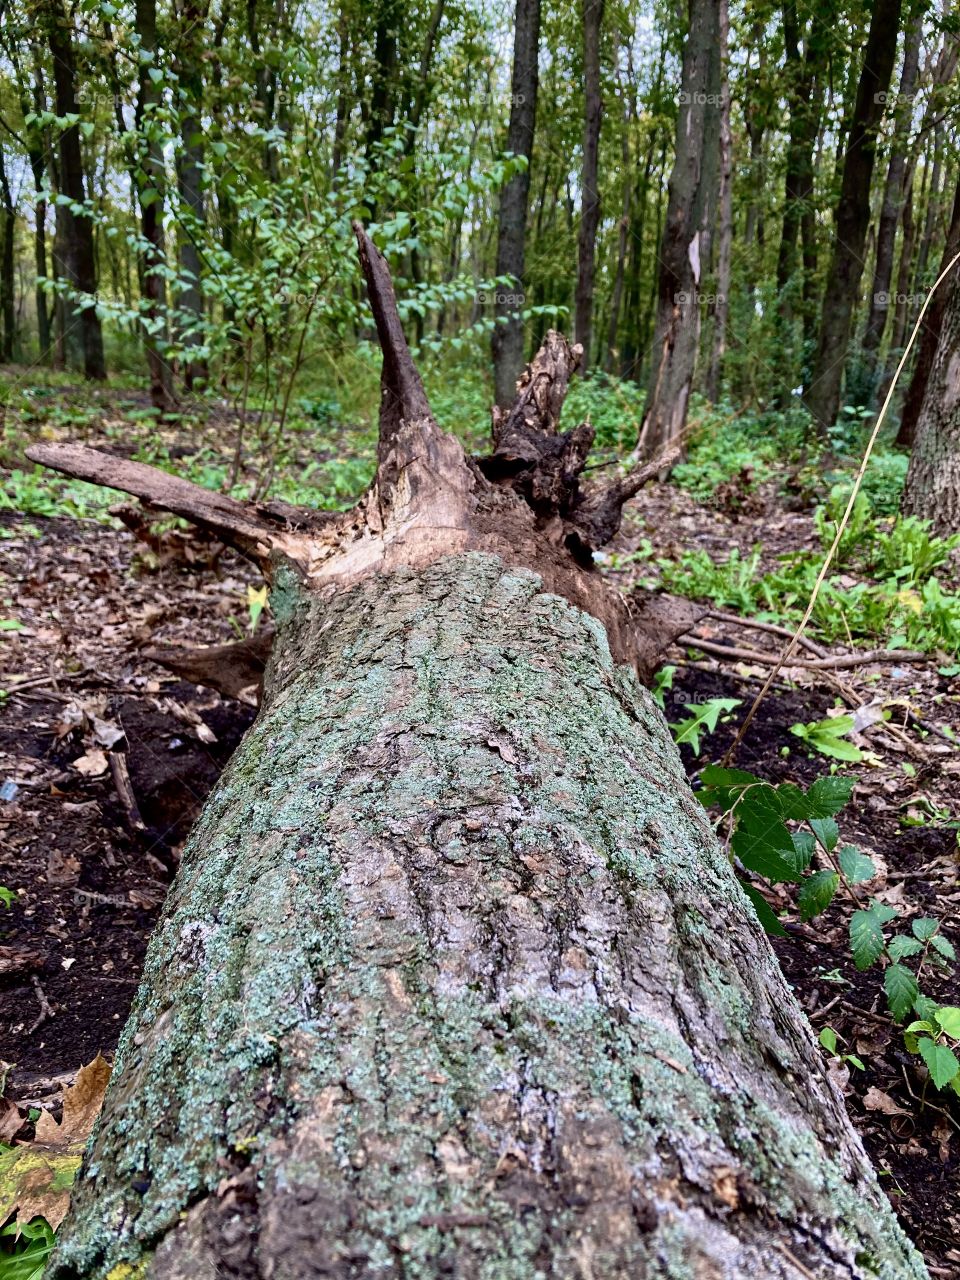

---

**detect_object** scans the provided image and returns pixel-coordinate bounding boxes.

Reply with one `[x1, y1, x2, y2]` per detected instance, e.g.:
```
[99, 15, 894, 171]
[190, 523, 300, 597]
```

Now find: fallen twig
[687, 636, 928, 671]
[704, 609, 828, 658]
[27, 976, 55, 1036]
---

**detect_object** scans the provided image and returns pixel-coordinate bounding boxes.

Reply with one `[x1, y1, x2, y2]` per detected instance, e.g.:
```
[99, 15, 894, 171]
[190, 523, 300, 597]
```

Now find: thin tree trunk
[897, 173, 960, 447]
[492, 0, 540, 408]
[0, 146, 16, 362]
[604, 62, 632, 372]
[40, 0, 105, 379]
[31, 232, 928, 1280]
[636, 0, 721, 456]
[134, 0, 176, 412]
[858, 15, 923, 404]
[876, 167, 917, 411]
[574, 0, 604, 365]
[174, 0, 210, 389]
[706, 0, 731, 402]
[902, 260, 960, 531]
[804, 0, 902, 430]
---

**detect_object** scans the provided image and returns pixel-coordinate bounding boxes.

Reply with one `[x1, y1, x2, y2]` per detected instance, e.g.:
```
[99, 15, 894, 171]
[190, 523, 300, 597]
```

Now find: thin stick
[688, 636, 927, 670]
[721, 250, 960, 767]
[704, 610, 828, 658]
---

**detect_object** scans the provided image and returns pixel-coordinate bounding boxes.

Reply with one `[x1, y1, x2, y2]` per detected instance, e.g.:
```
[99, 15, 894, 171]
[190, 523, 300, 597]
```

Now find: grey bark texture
[902, 263, 960, 533]
[33, 228, 928, 1280]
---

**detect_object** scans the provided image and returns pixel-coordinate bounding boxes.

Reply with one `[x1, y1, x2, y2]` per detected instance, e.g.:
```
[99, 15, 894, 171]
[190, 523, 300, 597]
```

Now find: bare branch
[143, 629, 274, 701]
[352, 221, 436, 465]
[24, 444, 310, 567]
[571, 443, 681, 548]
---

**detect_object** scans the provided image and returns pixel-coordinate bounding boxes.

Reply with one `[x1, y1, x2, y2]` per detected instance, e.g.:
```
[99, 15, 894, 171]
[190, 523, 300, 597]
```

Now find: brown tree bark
[897, 174, 960, 448]
[636, 0, 721, 456]
[858, 14, 923, 405]
[574, 0, 604, 366]
[174, 0, 210, 389]
[804, 0, 902, 430]
[902, 260, 960, 531]
[38, 0, 105, 379]
[0, 146, 16, 362]
[492, 0, 541, 408]
[28, 227, 928, 1280]
[705, 0, 731, 402]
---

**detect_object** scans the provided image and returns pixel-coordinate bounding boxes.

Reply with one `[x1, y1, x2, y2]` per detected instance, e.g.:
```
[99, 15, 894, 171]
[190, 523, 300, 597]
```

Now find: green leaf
[698, 765, 760, 810]
[884, 964, 919, 1020]
[845, 1054, 865, 1070]
[731, 814, 802, 885]
[868, 899, 898, 924]
[809, 817, 838, 852]
[931, 934, 956, 962]
[838, 846, 876, 884]
[914, 994, 940, 1022]
[0, 886, 14, 908]
[791, 715, 862, 761]
[935, 1007, 960, 1039]
[805, 775, 856, 817]
[798, 870, 839, 921]
[918, 1038, 960, 1089]
[772, 782, 809, 820]
[789, 830, 816, 873]
[669, 697, 741, 756]
[818, 1026, 838, 1054]
[887, 936, 923, 961]
[912, 918, 940, 942]
[741, 882, 787, 936]
[850, 909, 885, 970]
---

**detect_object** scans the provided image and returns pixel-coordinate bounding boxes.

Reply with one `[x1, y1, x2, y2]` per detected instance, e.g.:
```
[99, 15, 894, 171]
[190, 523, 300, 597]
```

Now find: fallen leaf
[862, 1086, 908, 1117]
[0, 1054, 111, 1231]
[71, 749, 108, 778]
[0, 1097, 23, 1144]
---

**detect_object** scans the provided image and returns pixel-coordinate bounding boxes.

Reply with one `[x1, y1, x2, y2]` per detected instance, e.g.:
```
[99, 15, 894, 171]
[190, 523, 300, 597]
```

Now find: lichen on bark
[49, 553, 926, 1280]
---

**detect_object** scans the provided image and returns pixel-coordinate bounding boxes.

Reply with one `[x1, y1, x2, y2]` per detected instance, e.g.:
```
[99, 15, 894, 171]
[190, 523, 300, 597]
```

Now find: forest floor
[0, 380, 959, 1274]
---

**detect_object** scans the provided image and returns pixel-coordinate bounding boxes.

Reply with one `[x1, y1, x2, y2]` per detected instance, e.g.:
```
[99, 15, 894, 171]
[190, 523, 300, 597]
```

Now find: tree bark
[574, 0, 604, 366]
[39, 0, 105, 379]
[174, 0, 210, 389]
[32, 230, 928, 1280]
[902, 261, 960, 532]
[857, 14, 923, 406]
[705, 0, 731, 402]
[0, 145, 16, 362]
[804, 0, 902, 430]
[492, 0, 540, 408]
[897, 174, 960, 447]
[636, 0, 721, 457]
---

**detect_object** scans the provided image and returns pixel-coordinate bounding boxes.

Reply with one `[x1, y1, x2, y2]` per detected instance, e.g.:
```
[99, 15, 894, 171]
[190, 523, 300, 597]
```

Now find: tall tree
[706, 0, 731, 402]
[857, 11, 924, 405]
[636, 0, 722, 457]
[897, 173, 960, 446]
[38, 0, 105, 379]
[133, 0, 176, 411]
[804, 0, 903, 429]
[174, 0, 210, 389]
[29, 230, 927, 1280]
[902, 258, 960, 531]
[492, 0, 541, 408]
[0, 146, 16, 361]
[574, 0, 604, 365]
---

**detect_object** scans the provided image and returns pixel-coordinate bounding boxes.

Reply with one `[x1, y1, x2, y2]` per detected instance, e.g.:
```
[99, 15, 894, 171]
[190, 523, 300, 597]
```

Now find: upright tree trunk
[705, 0, 731, 403]
[604, 63, 632, 373]
[25, 54, 52, 361]
[0, 147, 16, 362]
[492, 0, 540, 408]
[875, 167, 917, 412]
[897, 174, 960, 447]
[902, 261, 960, 532]
[804, 0, 902, 430]
[31, 228, 930, 1280]
[636, 0, 721, 457]
[174, 0, 209, 390]
[135, 0, 176, 412]
[858, 15, 923, 405]
[40, 0, 105, 379]
[574, 0, 604, 366]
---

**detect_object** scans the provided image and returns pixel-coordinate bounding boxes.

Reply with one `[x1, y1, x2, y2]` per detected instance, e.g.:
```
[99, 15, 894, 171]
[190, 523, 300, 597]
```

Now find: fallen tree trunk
[30, 229, 926, 1280]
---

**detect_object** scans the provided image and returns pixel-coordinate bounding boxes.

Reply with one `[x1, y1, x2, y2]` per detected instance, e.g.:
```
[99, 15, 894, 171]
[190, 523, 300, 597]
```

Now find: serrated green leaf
[905, 1020, 938, 1035]
[789, 830, 816, 872]
[809, 817, 839, 851]
[772, 782, 809, 820]
[838, 846, 875, 884]
[935, 1007, 960, 1039]
[805, 775, 856, 817]
[670, 697, 741, 756]
[741, 882, 787, 936]
[869, 899, 898, 924]
[799, 870, 839, 921]
[697, 765, 759, 811]
[931, 934, 956, 962]
[914, 994, 940, 1021]
[850, 909, 885, 970]
[884, 964, 919, 1020]
[918, 1038, 960, 1089]
[912, 918, 939, 941]
[887, 936, 923, 961]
